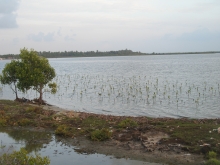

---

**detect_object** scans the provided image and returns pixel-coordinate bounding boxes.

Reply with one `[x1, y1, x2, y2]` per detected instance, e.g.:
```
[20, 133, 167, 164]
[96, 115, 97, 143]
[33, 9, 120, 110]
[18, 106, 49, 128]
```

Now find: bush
[0, 148, 50, 165]
[55, 125, 72, 137]
[205, 159, 220, 165]
[90, 129, 112, 141]
[118, 118, 138, 128]
[205, 151, 220, 165]
[208, 151, 217, 159]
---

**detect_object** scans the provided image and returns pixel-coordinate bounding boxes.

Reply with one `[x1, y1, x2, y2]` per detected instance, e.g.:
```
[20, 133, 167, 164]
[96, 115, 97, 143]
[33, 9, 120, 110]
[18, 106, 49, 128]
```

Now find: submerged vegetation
[33, 73, 220, 118]
[2, 73, 219, 117]
[1, 53, 220, 118]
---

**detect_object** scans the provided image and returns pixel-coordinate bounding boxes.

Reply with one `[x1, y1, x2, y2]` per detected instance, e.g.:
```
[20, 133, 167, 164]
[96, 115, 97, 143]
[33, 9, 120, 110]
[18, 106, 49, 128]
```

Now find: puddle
[0, 128, 163, 165]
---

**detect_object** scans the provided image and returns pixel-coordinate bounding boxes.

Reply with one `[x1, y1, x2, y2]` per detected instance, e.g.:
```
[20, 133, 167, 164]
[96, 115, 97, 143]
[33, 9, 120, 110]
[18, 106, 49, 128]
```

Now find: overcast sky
[0, 0, 220, 54]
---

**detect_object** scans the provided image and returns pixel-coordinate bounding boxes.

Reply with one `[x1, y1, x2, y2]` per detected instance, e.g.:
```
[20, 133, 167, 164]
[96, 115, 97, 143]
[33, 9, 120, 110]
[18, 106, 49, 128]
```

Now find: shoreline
[1, 50, 220, 59]
[1, 100, 220, 164]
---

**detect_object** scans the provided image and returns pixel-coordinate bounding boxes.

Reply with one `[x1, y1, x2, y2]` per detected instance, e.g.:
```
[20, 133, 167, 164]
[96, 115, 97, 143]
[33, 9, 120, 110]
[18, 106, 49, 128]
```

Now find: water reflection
[0, 128, 163, 165]
[0, 128, 52, 153]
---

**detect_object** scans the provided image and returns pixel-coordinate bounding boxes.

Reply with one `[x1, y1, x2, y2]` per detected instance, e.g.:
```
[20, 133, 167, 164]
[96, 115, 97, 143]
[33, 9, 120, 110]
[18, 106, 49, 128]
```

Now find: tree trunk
[13, 82, 18, 99]
[15, 90, 18, 100]
[39, 85, 43, 104]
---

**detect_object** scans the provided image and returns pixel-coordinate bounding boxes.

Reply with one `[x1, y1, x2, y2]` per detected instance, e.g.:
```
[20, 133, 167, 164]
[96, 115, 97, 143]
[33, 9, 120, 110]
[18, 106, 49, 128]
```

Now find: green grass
[118, 118, 138, 128]
[90, 129, 112, 141]
[81, 116, 108, 128]
[55, 125, 75, 137]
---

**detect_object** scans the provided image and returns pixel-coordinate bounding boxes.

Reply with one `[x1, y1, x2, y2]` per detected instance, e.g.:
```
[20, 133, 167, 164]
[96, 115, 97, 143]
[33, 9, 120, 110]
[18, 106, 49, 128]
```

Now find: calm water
[0, 54, 220, 118]
[0, 129, 162, 165]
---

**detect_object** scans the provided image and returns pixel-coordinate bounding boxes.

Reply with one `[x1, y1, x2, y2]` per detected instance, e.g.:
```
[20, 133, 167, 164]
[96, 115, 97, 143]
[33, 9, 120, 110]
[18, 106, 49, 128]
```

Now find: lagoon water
[0, 129, 161, 165]
[0, 54, 220, 118]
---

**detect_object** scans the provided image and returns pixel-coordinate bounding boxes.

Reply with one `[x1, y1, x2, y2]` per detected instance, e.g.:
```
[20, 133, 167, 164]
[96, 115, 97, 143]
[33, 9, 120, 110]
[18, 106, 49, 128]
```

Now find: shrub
[118, 118, 138, 128]
[55, 125, 72, 137]
[208, 151, 217, 159]
[205, 159, 220, 165]
[205, 151, 220, 165]
[0, 148, 50, 165]
[90, 129, 112, 141]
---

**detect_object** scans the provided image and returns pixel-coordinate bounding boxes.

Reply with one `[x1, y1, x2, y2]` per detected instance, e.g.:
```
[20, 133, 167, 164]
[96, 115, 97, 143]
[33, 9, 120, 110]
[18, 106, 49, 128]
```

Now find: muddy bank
[0, 100, 220, 164]
[59, 136, 203, 165]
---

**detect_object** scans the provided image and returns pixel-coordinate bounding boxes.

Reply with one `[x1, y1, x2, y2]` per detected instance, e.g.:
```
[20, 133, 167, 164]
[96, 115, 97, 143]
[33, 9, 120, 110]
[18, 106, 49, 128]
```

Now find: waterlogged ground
[0, 128, 163, 165]
[0, 100, 216, 165]
[1, 54, 220, 118]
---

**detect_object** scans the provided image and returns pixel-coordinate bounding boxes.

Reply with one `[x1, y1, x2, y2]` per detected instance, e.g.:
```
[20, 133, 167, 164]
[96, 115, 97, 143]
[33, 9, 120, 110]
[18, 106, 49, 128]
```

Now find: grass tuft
[90, 128, 112, 141]
[118, 118, 138, 128]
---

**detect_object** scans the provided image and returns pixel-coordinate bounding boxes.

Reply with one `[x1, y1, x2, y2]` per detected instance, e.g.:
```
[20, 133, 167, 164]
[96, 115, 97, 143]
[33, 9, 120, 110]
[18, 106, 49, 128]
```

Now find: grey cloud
[64, 34, 76, 42]
[0, 0, 20, 28]
[57, 27, 62, 36]
[0, 0, 20, 14]
[178, 28, 220, 41]
[162, 33, 174, 40]
[28, 32, 55, 42]
[12, 37, 19, 45]
[0, 13, 18, 28]
[28, 32, 44, 42]
[44, 32, 55, 42]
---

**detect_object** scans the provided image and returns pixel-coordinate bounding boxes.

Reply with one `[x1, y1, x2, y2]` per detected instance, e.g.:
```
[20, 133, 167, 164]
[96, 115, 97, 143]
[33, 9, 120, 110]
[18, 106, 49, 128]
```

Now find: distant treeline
[0, 50, 220, 59]
[38, 49, 146, 58]
[0, 54, 19, 59]
[0, 49, 145, 59]
[151, 51, 220, 55]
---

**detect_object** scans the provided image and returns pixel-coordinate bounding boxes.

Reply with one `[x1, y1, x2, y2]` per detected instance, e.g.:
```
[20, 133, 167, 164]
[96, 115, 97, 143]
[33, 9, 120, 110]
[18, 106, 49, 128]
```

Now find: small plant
[118, 118, 138, 128]
[55, 125, 72, 137]
[26, 107, 42, 114]
[205, 159, 220, 165]
[90, 128, 112, 141]
[17, 118, 32, 126]
[25, 107, 35, 113]
[0, 118, 7, 126]
[208, 151, 217, 159]
[0, 148, 50, 165]
[205, 151, 220, 165]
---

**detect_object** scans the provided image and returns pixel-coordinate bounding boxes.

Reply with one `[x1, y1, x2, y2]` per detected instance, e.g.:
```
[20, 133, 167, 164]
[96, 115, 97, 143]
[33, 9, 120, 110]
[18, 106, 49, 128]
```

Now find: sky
[0, 0, 220, 55]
